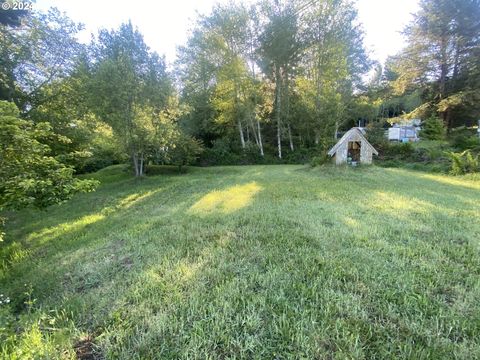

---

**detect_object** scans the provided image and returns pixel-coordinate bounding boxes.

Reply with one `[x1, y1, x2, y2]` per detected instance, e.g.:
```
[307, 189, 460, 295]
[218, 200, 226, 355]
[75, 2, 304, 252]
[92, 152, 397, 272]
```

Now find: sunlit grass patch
[1, 165, 480, 358]
[28, 213, 106, 244]
[189, 181, 263, 215]
[419, 172, 480, 190]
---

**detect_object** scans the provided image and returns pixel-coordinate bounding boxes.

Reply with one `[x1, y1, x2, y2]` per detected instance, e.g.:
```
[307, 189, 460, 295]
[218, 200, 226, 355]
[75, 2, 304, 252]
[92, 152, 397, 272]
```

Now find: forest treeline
[1, 0, 480, 180]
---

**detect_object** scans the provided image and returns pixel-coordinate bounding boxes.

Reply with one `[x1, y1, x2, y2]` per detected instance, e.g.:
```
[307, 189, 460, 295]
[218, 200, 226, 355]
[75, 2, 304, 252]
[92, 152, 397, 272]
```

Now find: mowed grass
[1, 164, 480, 359]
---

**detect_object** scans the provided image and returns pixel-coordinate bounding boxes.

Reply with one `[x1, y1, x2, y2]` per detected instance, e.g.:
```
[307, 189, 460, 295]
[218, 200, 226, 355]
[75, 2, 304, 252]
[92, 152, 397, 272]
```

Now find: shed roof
[327, 127, 378, 156]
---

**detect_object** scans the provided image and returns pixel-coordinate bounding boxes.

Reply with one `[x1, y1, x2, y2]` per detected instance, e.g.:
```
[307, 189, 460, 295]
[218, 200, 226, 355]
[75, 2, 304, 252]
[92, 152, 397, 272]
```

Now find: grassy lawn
[1, 165, 479, 359]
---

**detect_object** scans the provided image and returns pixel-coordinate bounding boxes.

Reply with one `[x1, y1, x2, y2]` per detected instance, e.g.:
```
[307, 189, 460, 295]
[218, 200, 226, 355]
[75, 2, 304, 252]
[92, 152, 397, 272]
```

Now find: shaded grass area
[1, 164, 480, 359]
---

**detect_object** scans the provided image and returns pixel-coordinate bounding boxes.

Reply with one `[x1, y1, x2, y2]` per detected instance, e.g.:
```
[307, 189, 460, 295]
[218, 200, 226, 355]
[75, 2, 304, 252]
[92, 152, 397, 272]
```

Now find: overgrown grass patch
[1, 165, 479, 358]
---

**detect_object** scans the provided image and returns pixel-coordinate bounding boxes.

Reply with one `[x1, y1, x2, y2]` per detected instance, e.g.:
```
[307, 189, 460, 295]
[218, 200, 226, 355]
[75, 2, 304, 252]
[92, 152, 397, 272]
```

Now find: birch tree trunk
[235, 83, 246, 149]
[250, 51, 264, 157]
[139, 153, 144, 176]
[275, 63, 282, 159]
[288, 124, 294, 151]
[237, 118, 246, 148]
[439, 35, 450, 129]
[285, 71, 294, 152]
[132, 153, 139, 177]
[257, 118, 264, 156]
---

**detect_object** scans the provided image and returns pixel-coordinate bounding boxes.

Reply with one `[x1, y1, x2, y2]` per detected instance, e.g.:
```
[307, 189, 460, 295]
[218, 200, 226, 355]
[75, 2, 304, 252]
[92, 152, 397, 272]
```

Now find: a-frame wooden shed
[328, 127, 378, 165]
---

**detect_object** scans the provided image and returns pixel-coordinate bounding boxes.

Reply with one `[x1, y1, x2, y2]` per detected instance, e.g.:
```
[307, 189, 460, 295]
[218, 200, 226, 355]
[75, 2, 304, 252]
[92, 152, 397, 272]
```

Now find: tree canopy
[0, 0, 479, 214]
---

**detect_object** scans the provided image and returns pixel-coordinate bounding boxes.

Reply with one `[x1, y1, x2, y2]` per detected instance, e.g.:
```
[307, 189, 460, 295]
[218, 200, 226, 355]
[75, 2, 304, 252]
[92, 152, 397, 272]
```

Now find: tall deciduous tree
[177, 3, 266, 156]
[88, 22, 175, 176]
[301, 0, 369, 149]
[258, 0, 302, 158]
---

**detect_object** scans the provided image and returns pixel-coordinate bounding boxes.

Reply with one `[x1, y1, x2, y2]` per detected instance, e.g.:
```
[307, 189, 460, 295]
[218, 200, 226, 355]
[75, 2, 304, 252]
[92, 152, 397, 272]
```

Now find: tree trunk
[250, 116, 259, 147]
[237, 119, 245, 149]
[443, 108, 452, 130]
[288, 124, 294, 151]
[235, 81, 245, 149]
[257, 119, 264, 157]
[275, 63, 282, 159]
[132, 153, 139, 177]
[439, 35, 450, 129]
[139, 153, 144, 176]
[452, 37, 460, 81]
[439, 35, 448, 100]
[285, 70, 293, 152]
[251, 60, 264, 156]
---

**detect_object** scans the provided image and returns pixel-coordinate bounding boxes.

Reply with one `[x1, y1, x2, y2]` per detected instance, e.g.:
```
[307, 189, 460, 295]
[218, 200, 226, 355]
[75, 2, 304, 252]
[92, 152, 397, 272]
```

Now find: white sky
[36, 0, 419, 66]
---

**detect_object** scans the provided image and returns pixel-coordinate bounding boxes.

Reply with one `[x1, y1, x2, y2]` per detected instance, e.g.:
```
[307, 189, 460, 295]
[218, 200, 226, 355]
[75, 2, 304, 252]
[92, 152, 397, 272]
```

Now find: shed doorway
[348, 141, 361, 162]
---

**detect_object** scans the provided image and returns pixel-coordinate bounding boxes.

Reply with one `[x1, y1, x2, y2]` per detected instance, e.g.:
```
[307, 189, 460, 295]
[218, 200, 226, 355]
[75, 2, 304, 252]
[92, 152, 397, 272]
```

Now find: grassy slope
[1, 165, 480, 359]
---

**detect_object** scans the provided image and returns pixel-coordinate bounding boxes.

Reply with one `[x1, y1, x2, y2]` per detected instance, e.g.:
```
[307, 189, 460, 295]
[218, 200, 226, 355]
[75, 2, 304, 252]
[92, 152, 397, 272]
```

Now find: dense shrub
[377, 140, 452, 172]
[168, 134, 204, 172]
[449, 127, 480, 151]
[73, 135, 126, 174]
[446, 150, 479, 175]
[366, 120, 389, 151]
[420, 116, 446, 140]
[382, 142, 415, 159]
[310, 154, 330, 167]
[199, 139, 241, 166]
[199, 139, 319, 166]
[283, 147, 318, 164]
[240, 142, 267, 164]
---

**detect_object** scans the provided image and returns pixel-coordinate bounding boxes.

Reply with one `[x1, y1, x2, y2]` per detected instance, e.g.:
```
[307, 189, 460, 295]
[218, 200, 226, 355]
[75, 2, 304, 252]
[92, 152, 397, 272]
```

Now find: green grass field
[1, 165, 480, 359]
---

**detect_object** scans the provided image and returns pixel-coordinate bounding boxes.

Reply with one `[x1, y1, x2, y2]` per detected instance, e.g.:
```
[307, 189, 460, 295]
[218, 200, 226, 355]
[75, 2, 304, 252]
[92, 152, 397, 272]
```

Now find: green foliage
[0, 8, 83, 110]
[377, 140, 452, 173]
[387, 0, 480, 128]
[449, 127, 480, 151]
[310, 153, 330, 167]
[0, 101, 98, 211]
[420, 116, 446, 140]
[366, 121, 388, 150]
[167, 134, 204, 172]
[88, 22, 174, 176]
[383, 142, 415, 159]
[282, 147, 315, 164]
[199, 139, 240, 166]
[447, 150, 479, 175]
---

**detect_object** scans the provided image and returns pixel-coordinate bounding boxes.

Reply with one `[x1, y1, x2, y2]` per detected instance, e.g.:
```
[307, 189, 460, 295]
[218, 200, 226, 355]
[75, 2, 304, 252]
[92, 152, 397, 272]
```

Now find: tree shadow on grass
[2, 165, 479, 358]
[0, 172, 271, 356]
[0, 169, 267, 311]
[84, 167, 480, 358]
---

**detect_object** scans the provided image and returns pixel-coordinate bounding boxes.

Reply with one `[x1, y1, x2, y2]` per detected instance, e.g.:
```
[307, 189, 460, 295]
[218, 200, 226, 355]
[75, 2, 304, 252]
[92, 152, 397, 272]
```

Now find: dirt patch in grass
[74, 335, 103, 360]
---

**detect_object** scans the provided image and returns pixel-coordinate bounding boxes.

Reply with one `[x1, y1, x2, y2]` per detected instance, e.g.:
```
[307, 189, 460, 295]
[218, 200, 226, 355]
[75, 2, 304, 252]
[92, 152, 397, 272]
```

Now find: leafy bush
[168, 134, 204, 172]
[420, 116, 446, 140]
[446, 150, 479, 175]
[310, 153, 330, 167]
[383, 142, 415, 159]
[200, 140, 280, 166]
[366, 120, 388, 151]
[0, 101, 98, 210]
[449, 127, 480, 151]
[199, 139, 241, 166]
[377, 140, 452, 173]
[237, 142, 264, 165]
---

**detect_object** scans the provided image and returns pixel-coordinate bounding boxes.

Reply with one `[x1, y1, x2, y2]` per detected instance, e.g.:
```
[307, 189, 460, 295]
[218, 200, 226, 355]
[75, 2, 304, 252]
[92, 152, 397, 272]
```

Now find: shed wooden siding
[328, 128, 378, 165]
